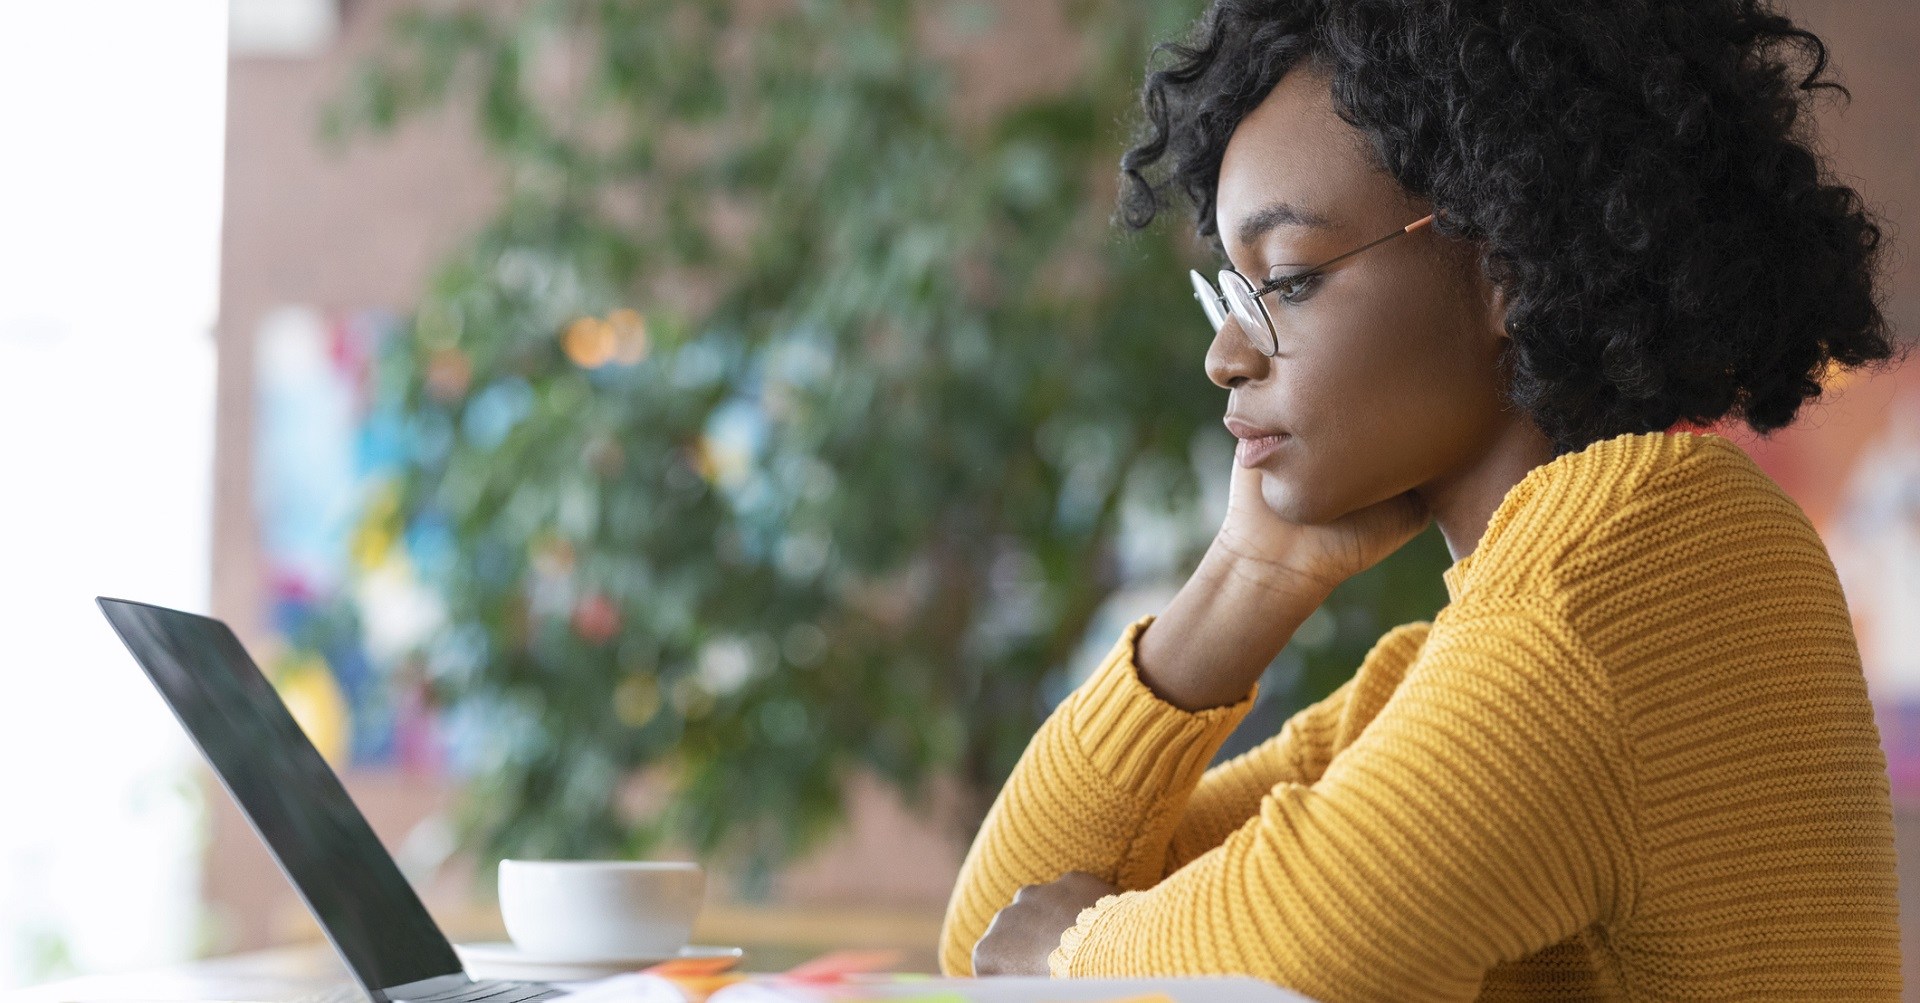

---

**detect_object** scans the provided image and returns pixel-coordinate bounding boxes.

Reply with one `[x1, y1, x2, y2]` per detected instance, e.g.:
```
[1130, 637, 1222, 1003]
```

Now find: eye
[1272, 271, 1320, 305]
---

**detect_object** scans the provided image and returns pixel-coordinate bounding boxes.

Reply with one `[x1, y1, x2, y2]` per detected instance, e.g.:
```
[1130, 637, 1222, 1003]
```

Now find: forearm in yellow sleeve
[936, 614, 1256, 975]
[1162, 619, 1432, 876]
[1161, 676, 1355, 876]
[1048, 599, 1634, 1003]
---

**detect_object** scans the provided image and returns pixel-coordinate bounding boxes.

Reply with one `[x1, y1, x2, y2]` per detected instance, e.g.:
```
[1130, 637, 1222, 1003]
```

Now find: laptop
[97, 596, 567, 1003]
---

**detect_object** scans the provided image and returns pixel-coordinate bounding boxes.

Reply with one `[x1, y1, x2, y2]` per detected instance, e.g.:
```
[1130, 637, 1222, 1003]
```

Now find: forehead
[1215, 67, 1389, 249]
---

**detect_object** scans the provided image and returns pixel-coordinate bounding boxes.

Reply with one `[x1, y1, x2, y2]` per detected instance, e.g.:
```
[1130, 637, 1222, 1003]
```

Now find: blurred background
[2, 0, 1917, 993]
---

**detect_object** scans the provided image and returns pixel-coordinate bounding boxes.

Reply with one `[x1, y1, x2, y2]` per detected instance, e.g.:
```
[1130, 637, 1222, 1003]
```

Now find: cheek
[1271, 312, 1412, 449]
[1229, 327, 1393, 523]
[1259, 305, 1493, 519]
[1300, 292, 1491, 435]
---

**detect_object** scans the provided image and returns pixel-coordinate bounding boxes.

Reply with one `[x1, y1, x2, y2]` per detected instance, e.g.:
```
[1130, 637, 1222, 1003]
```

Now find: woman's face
[1209, 65, 1513, 525]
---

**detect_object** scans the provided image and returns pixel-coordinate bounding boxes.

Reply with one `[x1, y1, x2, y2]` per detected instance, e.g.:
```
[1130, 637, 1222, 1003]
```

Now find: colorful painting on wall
[253, 305, 479, 774]
[1822, 380, 1920, 795]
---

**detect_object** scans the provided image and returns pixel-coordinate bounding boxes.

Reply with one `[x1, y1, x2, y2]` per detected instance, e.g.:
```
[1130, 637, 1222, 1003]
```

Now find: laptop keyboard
[295, 980, 563, 1003]
[398, 981, 564, 1003]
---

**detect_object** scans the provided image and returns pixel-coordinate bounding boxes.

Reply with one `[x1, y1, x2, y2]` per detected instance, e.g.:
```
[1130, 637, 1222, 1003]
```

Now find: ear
[1448, 230, 1510, 343]
[1487, 280, 1512, 340]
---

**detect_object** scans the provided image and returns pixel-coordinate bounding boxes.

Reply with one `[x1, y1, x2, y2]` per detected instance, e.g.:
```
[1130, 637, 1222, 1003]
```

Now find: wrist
[1205, 527, 1342, 604]
[1133, 539, 1331, 711]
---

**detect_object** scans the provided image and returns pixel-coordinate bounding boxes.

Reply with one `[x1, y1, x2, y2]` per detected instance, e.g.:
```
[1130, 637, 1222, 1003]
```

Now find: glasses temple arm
[1258, 213, 1437, 292]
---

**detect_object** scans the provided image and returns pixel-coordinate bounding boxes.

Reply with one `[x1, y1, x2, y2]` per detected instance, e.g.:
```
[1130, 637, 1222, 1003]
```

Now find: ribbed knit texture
[937, 430, 1901, 1001]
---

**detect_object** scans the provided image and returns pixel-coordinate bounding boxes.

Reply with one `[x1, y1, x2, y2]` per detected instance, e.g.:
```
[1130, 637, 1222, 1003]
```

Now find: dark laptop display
[97, 597, 547, 1002]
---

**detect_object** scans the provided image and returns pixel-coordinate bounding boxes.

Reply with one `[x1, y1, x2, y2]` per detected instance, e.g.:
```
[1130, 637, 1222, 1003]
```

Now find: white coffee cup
[498, 859, 706, 961]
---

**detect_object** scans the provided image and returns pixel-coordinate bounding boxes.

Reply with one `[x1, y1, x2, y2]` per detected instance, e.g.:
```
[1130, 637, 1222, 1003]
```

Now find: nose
[1205, 316, 1270, 390]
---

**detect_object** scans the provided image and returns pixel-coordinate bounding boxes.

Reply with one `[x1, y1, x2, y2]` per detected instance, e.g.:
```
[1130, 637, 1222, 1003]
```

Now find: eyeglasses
[1190, 213, 1435, 356]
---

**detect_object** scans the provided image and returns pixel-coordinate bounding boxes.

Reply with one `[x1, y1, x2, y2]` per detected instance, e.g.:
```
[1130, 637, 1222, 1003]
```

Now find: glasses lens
[1218, 270, 1278, 356]
[1189, 270, 1226, 331]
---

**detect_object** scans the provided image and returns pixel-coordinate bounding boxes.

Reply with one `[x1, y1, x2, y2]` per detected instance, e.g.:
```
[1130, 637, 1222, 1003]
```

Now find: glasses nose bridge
[1191, 267, 1280, 359]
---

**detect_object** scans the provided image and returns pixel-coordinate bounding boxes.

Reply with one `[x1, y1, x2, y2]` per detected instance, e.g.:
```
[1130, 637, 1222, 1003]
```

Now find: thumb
[1227, 460, 1267, 510]
[1357, 489, 1431, 542]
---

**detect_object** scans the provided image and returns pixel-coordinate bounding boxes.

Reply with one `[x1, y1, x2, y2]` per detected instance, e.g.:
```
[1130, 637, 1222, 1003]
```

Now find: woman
[938, 1, 1906, 1000]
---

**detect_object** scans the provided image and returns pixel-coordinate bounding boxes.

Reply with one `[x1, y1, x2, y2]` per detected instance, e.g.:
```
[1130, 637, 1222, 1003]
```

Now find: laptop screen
[98, 597, 464, 992]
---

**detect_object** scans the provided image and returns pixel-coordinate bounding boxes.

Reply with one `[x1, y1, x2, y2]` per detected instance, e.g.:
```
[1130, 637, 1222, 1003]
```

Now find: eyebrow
[1232, 200, 1336, 250]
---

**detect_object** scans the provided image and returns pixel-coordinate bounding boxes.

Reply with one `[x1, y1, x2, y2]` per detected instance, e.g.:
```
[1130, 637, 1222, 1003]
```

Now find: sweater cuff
[1062, 615, 1257, 800]
[1048, 891, 1137, 977]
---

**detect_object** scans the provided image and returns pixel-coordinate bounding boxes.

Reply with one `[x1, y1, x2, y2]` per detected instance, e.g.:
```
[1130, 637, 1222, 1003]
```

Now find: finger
[1389, 490, 1433, 533]
[972, 911, 1008, 974]
[1227, 459, 1267, 509]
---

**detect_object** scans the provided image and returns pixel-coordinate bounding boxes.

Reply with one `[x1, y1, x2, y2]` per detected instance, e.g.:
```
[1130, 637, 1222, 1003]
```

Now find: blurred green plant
[20, 924, 76, 985]
[330, 0, 1450, 885]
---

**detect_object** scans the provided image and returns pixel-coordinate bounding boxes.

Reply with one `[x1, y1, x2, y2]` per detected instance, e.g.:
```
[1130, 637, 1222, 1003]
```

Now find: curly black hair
[1117, 0, 1904, 455]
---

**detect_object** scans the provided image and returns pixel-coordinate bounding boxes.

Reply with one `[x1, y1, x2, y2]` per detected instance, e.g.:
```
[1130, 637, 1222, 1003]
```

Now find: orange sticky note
[645, 954, 744, 977]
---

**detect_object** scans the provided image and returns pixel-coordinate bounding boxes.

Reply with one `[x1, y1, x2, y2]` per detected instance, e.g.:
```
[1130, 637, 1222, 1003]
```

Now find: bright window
[0, 1, 226, 988]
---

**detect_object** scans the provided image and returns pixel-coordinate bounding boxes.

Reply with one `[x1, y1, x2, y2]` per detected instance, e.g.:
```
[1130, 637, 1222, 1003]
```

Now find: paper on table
[552, 972, 695, 1003]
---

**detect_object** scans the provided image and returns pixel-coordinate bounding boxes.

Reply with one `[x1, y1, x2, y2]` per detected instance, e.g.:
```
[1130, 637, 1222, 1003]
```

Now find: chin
[1257, 468, 1347, 526]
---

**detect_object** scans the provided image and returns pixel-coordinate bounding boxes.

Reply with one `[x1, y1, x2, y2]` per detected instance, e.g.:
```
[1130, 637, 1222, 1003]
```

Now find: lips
[1225, 417, 1289, 468]
[1224, 417, 1284, 440]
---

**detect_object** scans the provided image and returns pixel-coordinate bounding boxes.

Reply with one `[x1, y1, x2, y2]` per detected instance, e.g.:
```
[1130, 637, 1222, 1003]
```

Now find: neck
[1417, 418, 1558, 564]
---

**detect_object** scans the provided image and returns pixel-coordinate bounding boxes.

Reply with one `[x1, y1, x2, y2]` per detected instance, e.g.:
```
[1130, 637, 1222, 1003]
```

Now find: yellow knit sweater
[938, 430, 1901, 1001]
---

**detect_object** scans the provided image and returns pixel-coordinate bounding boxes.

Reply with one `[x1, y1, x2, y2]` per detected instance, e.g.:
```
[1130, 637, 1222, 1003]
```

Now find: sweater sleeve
[1048, 597, 1638, 1003]
[1162, 620, 1433, 875]
[936, 614, 1257, 977]
[1158, 677, 1356, 875]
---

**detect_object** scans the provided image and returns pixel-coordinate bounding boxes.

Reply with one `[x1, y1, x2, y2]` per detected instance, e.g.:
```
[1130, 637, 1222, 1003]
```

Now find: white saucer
[454, 942, 744, 982]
